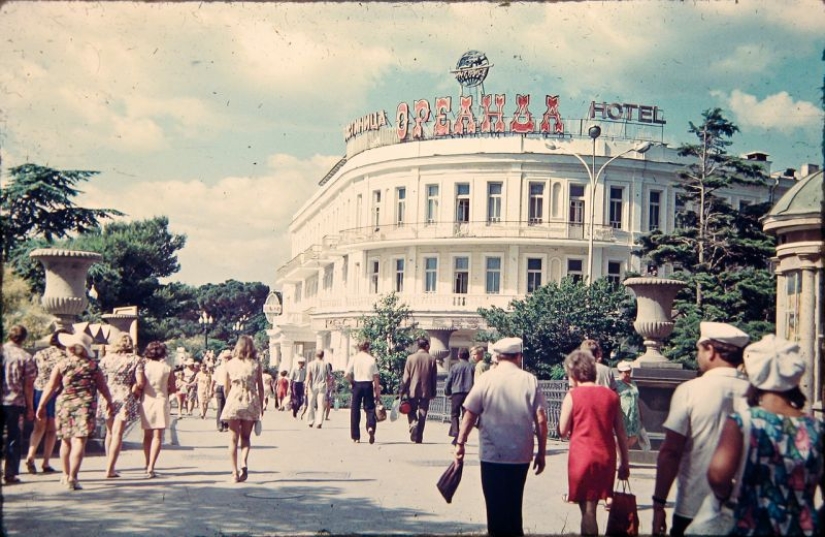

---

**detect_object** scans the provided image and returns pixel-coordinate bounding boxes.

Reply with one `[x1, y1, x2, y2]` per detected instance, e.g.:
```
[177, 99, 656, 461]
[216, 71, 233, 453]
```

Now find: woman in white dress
[220, 335, 264, 482]
[134, 341, 177, 478]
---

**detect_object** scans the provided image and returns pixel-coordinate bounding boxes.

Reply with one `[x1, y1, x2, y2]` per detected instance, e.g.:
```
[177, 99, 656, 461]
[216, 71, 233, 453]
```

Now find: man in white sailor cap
[652, 322, 751, 536]
[454, 337, 548, 536]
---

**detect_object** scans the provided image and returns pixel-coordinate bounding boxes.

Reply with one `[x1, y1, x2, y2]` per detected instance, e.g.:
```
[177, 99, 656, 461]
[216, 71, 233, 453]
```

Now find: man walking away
[401, 337, 437, 443]
[306, 350, 331, 428]
[454, 337, 547, 536]
[345, 341, 381, 444]
[444, 347, 474, 445]
[651, 322, 750, 536]
[2, 325, 36, 485]
[580, 339, 617, 391]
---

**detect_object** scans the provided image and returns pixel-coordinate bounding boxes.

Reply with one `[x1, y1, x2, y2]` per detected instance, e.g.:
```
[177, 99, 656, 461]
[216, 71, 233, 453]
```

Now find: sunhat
[57, 332, 93, 356]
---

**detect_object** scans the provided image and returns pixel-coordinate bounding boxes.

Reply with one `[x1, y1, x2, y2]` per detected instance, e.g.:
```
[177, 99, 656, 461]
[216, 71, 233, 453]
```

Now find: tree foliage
[1, 266, 54, 342]
[1, 164, 123, 259]
[478, 278, 640, 379]
[354, 293, 420, 395]
[636, 109, 777, 366]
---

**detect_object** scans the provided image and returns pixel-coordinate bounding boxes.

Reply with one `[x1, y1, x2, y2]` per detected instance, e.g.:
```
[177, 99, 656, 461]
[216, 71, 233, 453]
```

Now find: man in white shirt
[345, 341, 381, 444]
[652, 322, 751, 536]
[454, 337, 547, 536]
[306, 350, 331, 428]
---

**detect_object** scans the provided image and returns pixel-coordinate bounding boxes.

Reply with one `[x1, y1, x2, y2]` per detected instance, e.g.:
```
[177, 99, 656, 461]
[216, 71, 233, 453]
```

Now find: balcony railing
[316, 292, 518, 314]
[338, 220, 616, 246]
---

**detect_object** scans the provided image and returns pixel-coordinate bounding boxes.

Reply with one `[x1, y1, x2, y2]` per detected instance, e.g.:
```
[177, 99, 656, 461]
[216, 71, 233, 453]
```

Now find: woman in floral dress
[615, 361, 642, 447]
[709, 335, 824, 536]
[220, 335, 264, 483]
[98, 334, 142, 478]
[195, 365, 213, 419]
[24, 329, 69, 474]
[36, 332, 113, 491]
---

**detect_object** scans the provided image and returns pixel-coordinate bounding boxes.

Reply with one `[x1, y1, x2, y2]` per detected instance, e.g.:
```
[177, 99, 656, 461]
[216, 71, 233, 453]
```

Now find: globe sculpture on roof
[452, 50, 492, 88]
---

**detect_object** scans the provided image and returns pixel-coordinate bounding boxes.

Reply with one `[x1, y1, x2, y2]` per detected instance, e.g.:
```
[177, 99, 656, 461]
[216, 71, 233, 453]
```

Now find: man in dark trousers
[400, 337, 437, 443]
[444, 347, 475, 445]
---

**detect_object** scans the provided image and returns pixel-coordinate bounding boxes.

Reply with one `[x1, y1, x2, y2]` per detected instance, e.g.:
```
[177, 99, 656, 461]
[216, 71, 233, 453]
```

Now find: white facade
[271, 129, 782, 374]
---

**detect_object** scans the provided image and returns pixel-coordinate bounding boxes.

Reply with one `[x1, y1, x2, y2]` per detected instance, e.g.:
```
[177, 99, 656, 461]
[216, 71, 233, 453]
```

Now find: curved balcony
[338, 220, 616, 248]
[315, 292, 518, 315]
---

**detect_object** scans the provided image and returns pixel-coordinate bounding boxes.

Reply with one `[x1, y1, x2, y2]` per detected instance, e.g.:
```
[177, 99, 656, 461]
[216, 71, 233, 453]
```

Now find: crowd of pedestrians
[3, 320, 824, 536]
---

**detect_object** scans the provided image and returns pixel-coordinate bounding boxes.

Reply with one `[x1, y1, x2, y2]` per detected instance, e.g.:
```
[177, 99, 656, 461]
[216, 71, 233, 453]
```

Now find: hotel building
[268, 53, 796, 374]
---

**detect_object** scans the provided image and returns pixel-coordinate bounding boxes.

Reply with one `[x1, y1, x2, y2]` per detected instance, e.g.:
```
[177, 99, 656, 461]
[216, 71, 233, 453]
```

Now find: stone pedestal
[29, 248, 102, 330]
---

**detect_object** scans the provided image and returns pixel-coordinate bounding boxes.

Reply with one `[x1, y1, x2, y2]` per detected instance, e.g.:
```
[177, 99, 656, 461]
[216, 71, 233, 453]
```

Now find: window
[674, 193, 687, 229]
[394, 258, 405, 292]
[372, 190, 381, 229]
[569, 185, 585, 224]
[487, 183, 502, 223]
[295, 282, 303, 303]
[567, 259, 583, 283]
[529, 182, 544, 224]
[456, 183, 470, 223]
[342, 255, 348, 283]
[395, 187, 406, 227]
[485, 256, 501, 294]
[454, 256, 469, 294]
[370, 260, 379, 293]
[607, 261, 622, 286]
[323, 264, 334, 290]
[609, 187, 624, 229]
[306, 275, 318, 297]
[785, 271, 801, 341]
[649, 191, 661, 231]
[426, 185, 439, 224]
[527, 258, 542, 293]
[424, 257, 438, 293]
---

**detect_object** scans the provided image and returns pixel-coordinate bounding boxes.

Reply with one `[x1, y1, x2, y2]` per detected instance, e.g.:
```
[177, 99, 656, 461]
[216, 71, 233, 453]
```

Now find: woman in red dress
[559, 349, 630, 536]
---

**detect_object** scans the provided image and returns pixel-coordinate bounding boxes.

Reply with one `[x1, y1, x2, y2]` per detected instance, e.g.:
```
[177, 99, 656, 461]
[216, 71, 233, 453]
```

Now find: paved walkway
[3, 405, 659, 536]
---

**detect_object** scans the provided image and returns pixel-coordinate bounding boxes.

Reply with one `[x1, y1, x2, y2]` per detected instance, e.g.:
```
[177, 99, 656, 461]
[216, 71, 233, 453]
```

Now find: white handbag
[685, 410, 751, 536]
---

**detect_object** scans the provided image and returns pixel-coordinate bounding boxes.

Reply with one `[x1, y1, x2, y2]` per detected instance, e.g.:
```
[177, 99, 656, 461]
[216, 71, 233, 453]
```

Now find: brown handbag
[436, 459, 464, 503]
[606, 480, 639, 537]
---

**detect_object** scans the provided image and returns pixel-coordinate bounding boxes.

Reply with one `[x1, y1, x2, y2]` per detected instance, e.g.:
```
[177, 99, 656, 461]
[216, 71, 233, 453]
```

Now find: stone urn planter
[623, 277, 686, 366]
[29, 248, 102, 329]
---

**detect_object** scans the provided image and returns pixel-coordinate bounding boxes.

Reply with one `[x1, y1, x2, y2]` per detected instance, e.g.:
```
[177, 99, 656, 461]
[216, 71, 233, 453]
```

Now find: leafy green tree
[478, 278, 640, 379]
[1, 164, 122, 259]
[636, 109, 777, 365]
[195, 279, 271, 354]
[354, 293, 420, 395]
[1, 266, 54, 342]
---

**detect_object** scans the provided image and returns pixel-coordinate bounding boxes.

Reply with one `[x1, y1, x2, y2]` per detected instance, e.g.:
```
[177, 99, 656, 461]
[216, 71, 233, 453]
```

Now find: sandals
[230, 471, 240, 483]
[238, 467, 248, 482]
[26, 460, 37, 474]
[41, 465, 57, 474]
[106, 472, 121, 479]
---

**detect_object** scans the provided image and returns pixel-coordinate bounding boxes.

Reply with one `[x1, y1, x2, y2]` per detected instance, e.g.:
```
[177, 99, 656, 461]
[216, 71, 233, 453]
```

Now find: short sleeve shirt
[346, 352, 378, 382]
[2, 342, 35, 406]
[663, 367, 749, 518]
[463, 362, 546, 464]
[33, 345, 66, 391]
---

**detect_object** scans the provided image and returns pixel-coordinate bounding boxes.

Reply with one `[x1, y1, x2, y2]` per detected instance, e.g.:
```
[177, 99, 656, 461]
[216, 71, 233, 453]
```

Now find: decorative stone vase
[623, 277, 686, 365]
[29, 248, 102, 329]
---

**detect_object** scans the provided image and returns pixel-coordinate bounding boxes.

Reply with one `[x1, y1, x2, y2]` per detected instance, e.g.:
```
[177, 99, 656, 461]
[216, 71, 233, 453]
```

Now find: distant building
[268, 54, 797, 375]
[762, 165, 823, 411]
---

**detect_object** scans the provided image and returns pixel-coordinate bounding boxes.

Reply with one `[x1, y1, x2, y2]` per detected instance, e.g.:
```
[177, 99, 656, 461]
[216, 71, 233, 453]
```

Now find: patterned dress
[615, 379, 641, 438]
[33, 346, 65, 391]
[55, 354, 102, 439]
[731, 406, 824, 536]
[196, 370, 212, 404]
[97, 352, 141, 423]
[220, 358, 262, 422]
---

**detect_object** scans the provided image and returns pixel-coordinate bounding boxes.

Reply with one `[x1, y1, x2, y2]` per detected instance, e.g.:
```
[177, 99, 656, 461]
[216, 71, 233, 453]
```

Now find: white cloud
[713, 89, 823, 133]
[710, 45, 776, 75]
[78, 153, 339, 286]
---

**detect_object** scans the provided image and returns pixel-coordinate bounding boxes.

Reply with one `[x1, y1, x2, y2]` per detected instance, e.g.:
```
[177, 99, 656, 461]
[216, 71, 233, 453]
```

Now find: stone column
[29, 249, 102, 330]
[799, 259, 817, 404]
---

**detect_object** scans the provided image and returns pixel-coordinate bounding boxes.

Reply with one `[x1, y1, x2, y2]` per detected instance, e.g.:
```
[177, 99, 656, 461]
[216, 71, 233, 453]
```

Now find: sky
[1, 1, 823, 287]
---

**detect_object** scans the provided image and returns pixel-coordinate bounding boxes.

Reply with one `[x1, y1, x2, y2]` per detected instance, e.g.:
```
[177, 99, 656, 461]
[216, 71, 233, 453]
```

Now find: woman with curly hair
[220, 335, 264, 482]
[98, 334, 142, 478]
[134, 341, 176, 478]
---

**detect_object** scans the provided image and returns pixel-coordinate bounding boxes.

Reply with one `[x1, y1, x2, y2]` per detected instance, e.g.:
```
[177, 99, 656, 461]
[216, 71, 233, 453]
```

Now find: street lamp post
[548, 131, 654, 282]
[199, 311, 213, 348]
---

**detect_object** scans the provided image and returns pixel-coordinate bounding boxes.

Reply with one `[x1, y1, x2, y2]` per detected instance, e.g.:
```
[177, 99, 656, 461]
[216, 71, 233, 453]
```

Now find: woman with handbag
[559, 349, 630, 536]
[707, 335, 824, 536]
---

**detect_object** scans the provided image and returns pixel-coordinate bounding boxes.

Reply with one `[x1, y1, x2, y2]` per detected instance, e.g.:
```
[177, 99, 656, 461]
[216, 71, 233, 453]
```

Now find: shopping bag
[436, 459, 463, 503]
[684, 494, 734, 535]
[605, 480, 638, 537]
[254, 419, 262, 436]
[375, 402, 388, 422]
[389, 397, 400, 422]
